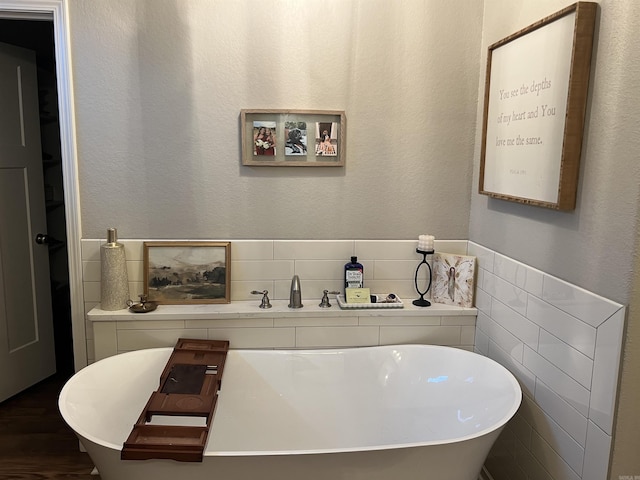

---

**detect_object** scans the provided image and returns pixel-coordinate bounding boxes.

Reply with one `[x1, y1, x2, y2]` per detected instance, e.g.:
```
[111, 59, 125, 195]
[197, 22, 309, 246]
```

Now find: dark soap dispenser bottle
[344, 256, 364, 293]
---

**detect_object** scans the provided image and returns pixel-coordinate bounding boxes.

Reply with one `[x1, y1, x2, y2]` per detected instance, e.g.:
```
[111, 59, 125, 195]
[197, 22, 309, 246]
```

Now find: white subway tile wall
[469, 242, 625, 480]
[80, 238, 625, 480]
[82, 239, 472, 361]
[82, 239, 466, 308]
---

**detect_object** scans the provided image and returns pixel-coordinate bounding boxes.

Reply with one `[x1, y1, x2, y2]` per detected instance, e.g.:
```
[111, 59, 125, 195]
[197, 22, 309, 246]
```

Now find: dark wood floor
[0, 373, 98, 479]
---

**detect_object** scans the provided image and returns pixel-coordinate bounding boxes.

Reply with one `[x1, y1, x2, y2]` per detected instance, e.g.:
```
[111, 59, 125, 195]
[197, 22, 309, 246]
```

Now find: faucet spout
[288, 275, 303, 308]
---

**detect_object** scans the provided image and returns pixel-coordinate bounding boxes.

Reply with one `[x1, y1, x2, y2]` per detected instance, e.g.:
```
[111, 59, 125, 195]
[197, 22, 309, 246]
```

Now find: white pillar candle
[417, 234, 435, 251]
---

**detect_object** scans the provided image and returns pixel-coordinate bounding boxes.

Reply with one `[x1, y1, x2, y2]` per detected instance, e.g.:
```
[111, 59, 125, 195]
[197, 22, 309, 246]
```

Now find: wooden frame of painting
[241, 109, 345, 166]
[143, 241, 231, 304]
[479, 2, 597, 210]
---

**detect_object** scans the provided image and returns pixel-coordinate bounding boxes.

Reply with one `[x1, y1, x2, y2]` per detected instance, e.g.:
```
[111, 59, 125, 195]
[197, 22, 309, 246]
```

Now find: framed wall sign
[479, 2, 597, 210]
[143, 242, 231, 304]
[241, 109, 345, 167]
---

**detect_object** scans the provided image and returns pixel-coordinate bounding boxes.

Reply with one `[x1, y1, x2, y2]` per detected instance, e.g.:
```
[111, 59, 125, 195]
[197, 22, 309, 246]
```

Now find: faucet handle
[250, 290, 272, 309]
[319, 289, 340, 308]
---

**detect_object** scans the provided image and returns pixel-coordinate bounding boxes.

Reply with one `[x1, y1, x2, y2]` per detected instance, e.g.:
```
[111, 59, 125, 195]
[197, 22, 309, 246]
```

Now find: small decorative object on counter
[345, 287, 371, 303]
[432, 253, 477, 308]
[127, 294, 158, 313]
[337, 293, 404, 309]
[413, 235, 435, 307]
[100, 228, 130, 310]
[344, 256, 364, 293]
[417, 234, 435, 252]
[380, 293, 400, 303]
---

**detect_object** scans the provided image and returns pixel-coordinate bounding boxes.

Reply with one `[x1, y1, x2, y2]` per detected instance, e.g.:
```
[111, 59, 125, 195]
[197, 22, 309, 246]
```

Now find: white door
[0, 41, 56, 402]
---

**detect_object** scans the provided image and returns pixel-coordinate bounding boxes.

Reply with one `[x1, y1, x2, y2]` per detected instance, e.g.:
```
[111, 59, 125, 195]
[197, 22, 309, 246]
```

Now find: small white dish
[336, 294, 404, 309]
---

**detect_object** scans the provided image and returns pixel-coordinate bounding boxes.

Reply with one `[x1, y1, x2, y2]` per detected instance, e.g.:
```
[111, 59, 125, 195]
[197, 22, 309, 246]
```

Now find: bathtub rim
[58, 344, 522, 457]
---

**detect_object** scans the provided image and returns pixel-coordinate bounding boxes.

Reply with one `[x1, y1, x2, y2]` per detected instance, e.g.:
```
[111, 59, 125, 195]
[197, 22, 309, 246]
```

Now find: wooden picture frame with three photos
[241, 109, 345, 167]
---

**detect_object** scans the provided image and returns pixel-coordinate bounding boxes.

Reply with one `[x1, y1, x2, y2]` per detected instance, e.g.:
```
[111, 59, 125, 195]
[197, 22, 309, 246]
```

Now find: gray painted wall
[68, 0, 640, 475]
[469, 1, 640, 476]
[469, 0, 640, 306]
[69, 0, 482, 241]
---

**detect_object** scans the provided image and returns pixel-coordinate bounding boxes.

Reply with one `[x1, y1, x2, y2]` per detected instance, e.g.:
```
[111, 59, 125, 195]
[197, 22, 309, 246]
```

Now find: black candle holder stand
[412, 248, 434, 307]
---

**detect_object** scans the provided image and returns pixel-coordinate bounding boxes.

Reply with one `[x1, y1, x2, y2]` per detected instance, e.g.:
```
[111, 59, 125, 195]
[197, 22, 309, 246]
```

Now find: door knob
[35, 233, 49, 245]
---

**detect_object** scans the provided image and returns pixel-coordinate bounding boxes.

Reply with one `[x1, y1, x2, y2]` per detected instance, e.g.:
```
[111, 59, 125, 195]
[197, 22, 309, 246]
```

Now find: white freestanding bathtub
[59, 345, 521, 480]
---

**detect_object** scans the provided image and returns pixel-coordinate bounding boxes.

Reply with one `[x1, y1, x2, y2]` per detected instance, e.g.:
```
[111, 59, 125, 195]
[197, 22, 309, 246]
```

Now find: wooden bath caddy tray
[121, 338, 229, 462]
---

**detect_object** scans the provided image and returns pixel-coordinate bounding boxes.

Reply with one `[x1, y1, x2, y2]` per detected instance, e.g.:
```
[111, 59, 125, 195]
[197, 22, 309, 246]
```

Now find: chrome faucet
[288, 275, 303, 308]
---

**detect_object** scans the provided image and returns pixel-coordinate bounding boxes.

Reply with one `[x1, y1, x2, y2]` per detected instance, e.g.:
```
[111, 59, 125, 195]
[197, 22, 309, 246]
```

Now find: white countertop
[88, 299, 476, 321]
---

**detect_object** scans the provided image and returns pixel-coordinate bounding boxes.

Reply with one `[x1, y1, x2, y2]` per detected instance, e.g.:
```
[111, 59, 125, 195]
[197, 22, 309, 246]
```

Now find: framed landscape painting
[143, 242, 231, 304]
